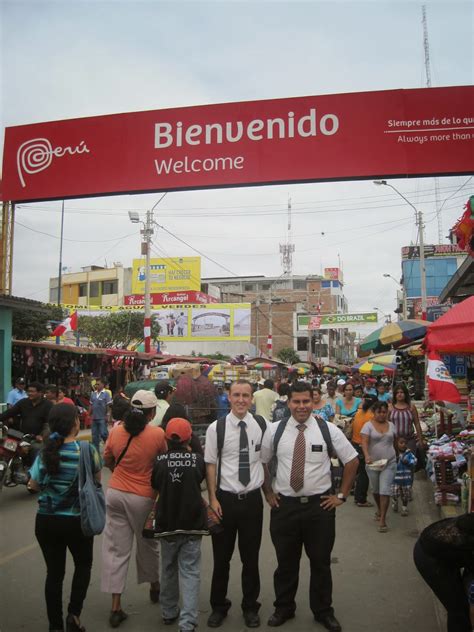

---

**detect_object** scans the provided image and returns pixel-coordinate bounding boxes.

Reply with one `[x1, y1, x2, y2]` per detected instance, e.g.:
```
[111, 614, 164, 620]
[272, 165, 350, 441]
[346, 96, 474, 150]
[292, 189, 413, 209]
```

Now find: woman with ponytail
[101, 390, 167, 628]
[28, 403, 102, 632]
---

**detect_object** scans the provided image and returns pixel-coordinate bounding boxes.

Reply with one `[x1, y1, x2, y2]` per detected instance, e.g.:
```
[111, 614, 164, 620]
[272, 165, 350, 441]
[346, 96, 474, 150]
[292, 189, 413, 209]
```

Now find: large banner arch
[2, 86, 473, 203]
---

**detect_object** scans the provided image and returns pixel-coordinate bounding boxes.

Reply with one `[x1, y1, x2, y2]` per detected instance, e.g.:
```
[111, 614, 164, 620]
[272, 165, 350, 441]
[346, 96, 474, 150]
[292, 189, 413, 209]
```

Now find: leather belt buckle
[237, 492, 247, 500]
[300, 496, 309, 504]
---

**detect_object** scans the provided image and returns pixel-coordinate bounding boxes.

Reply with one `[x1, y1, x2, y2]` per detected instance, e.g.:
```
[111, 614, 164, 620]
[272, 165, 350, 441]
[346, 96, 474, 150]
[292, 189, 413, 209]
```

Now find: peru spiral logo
[16, 137, 90, 188]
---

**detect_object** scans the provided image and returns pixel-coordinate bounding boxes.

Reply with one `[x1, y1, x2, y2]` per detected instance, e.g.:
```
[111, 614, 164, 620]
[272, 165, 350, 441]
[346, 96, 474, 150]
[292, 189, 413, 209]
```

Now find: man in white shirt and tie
[264, 381, 358, 632]
[205, 380, 272, 629]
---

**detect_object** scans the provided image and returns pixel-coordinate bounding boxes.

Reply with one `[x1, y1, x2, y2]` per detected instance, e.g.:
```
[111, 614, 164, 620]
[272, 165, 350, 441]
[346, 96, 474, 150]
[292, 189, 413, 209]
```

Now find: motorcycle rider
[0, 381, 53, 465]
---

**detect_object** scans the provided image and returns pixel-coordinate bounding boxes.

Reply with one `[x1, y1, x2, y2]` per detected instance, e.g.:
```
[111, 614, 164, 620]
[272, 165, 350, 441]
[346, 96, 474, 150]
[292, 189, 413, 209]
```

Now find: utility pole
[417, 210, 428, 317]
[142, 209, 154, 353]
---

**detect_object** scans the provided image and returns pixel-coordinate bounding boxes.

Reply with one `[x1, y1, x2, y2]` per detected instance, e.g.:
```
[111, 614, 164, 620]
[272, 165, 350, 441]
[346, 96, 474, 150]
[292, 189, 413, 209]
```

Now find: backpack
[272, 399, 290, 423]
[216, 414, 267, 490]
[78, 441, 106, 537]
[271, 417, 343, 493]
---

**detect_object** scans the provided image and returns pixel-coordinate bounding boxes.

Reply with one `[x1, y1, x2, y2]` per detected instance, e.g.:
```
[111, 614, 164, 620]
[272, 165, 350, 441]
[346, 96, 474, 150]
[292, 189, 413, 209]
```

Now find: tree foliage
[78, 312, 160, 349]
[277, 347, 300, 365]
[13, 305, 65, 341]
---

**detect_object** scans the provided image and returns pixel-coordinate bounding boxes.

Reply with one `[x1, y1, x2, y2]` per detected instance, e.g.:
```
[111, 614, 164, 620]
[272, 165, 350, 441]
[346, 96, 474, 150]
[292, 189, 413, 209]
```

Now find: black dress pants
[210, 489, 263, 613]
[413, 539, 471, 632]
[270, 495, 335, 618]
[35, 513, 94, 631]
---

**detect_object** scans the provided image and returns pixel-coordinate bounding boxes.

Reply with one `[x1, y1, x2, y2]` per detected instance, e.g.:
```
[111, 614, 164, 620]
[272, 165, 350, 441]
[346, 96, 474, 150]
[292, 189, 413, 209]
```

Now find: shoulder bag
[78, 441, 106, 537]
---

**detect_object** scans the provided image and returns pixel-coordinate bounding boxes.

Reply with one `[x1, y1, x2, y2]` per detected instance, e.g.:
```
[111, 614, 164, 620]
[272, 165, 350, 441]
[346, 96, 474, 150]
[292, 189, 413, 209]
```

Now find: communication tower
[279, 197, 295, 276]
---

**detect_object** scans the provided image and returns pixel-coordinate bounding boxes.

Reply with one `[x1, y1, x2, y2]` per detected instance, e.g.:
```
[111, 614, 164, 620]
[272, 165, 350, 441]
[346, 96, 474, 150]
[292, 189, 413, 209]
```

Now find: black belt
[278, 491, 331, 504]
[218, 488, 261, 501]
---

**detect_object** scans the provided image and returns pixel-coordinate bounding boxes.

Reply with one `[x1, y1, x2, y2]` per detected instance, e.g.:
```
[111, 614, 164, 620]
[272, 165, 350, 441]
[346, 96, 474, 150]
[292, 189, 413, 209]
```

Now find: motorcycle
[0, 423, 36, 491]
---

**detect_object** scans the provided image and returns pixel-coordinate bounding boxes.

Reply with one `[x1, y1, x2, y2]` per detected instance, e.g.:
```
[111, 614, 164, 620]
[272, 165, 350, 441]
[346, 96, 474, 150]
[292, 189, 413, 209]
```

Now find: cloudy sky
[1, 0, 473, 318]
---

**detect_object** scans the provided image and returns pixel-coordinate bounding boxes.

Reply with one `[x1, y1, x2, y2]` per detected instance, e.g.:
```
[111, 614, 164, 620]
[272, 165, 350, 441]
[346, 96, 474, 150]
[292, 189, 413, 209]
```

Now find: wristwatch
[337, 493, 346, 503]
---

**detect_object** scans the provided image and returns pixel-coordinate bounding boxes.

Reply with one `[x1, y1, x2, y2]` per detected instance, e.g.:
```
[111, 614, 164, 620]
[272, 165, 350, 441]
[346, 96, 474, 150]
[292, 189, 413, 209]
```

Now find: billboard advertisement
[3, 86, 473, 202]
[401, 244, 466, 259]
[124, 291, 218, 306]
[324, 267, 342, 281]
[64, 302, 250, 342]
[298, 312, 378, 331]
[131, 257, 201, 293]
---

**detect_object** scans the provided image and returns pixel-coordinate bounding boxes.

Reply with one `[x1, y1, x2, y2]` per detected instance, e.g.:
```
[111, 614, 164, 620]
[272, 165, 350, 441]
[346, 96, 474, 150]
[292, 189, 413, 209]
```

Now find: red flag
[52, 311, 78, 337]
[426, 350, 461, 403]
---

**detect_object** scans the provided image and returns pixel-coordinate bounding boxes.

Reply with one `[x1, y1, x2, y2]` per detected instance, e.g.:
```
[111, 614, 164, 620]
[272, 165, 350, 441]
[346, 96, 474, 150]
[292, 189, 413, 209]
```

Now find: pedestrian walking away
[101, 390, 167, 628]
[351, 394, 377, 508]
[28, 403, 102, 632]
[88, 378, 111, 452]
[264, 381, 358, 632]
[151, 417, 209, 632]
[205, 379, 272, 629]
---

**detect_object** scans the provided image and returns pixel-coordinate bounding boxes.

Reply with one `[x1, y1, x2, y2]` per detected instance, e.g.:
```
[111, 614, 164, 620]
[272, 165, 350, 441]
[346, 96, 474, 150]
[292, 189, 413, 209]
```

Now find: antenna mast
[279, 196, 295, 276]
[422, 5, 443, 242]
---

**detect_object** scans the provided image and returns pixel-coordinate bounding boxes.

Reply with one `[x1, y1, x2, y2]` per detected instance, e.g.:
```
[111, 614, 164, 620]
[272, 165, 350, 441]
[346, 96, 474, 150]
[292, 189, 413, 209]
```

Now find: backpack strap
[252, 414, 267, 438]
[315, 417, 336, 458]
[270, 417, 289, 476]
[216, 416, 227, 491]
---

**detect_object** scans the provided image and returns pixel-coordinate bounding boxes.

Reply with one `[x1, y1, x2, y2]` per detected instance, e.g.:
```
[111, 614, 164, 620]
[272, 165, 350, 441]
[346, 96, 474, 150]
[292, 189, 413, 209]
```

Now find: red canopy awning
[424, 296, 474, 353]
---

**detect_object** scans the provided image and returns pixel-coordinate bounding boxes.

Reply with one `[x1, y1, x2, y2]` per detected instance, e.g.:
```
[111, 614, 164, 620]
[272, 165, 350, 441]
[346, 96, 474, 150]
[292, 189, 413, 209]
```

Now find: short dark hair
[263, 379, 274, 390]
[289, 381, 313, 399]
[229, 379, 252, 394]
[154, 381, 174, 400]
[277, 382, 291, 397]
[45, 384, 58, 395]
[371, 400, 389, 412]
[28, 381, 45, 392]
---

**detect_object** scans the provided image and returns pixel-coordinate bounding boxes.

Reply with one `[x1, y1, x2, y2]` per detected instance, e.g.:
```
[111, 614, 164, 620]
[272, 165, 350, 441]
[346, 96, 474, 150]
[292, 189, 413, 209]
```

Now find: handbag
[78, 441, 106, 537]
[142, 493, 159, 539]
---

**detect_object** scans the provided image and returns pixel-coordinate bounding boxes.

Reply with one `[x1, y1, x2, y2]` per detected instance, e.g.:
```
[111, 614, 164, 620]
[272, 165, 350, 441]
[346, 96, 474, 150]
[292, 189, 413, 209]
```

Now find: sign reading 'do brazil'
[2, 86, 473, 202]
[298, 312, 378, 331]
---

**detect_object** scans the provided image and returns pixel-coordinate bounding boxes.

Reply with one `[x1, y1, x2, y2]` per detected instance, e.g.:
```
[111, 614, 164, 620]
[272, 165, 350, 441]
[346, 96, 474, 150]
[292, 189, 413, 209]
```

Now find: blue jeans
[160, 535, 202, 631]
[91, 419, 108, 451]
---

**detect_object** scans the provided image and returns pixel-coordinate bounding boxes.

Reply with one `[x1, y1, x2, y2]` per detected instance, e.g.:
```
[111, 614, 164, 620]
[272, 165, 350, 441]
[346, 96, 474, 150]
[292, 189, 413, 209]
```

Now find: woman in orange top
[101, 390, 167, 628]
[351, 395, 377, 508]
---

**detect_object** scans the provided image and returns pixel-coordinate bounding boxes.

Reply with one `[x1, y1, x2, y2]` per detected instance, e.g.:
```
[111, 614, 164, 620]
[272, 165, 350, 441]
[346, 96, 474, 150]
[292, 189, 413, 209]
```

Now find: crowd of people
[2, 372, 473, 632]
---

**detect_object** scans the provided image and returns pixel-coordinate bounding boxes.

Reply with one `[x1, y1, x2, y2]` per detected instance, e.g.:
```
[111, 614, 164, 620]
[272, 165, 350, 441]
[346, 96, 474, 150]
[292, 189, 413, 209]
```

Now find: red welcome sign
[2, 86, 473, 202]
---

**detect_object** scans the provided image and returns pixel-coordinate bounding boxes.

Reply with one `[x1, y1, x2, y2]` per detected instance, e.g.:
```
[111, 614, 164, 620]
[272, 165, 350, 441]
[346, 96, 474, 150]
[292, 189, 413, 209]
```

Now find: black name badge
[311, 444, 323, 452]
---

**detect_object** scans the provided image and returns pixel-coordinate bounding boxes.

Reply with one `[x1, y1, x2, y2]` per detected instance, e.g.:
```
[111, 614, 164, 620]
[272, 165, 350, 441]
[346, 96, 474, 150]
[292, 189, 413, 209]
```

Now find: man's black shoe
[267, 611, 295, 627]
[314, 613, 342, 632]
[243, 611, 260, 628]
[207, 611, 227, 628]
[163, 613, 179, 625]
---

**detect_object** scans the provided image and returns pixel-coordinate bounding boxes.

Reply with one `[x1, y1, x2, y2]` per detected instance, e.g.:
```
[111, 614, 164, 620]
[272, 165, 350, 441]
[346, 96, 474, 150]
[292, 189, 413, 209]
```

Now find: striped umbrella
[353, 360, 395, 375]
[359, 319, 429, 354]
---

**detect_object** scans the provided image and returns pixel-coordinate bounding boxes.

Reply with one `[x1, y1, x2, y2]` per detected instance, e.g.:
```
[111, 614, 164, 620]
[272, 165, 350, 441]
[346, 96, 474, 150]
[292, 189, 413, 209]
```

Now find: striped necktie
[290, 424, 306, 492]
[238, 420, 250, 486]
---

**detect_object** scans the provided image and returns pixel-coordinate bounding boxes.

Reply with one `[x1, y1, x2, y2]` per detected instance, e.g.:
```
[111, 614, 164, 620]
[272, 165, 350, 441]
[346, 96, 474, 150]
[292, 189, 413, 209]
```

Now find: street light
[383, 274, 407, 319]
[128, 211, 140, 223]
[374, 180, 427, 317]
[373, 306, 391, 324]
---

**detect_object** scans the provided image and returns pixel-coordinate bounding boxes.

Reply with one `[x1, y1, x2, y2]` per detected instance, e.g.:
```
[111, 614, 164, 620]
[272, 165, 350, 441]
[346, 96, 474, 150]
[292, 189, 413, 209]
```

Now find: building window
[102, 280, 118, 295]
[321, 280, 331, 288]
[89, 281, 100, 298]
[293, 280, 307, 290]
[244, 284, 255, 291]
[78, 283, 87, 297]
[297, 337, 308, 351]
[260, 283, 271, 290]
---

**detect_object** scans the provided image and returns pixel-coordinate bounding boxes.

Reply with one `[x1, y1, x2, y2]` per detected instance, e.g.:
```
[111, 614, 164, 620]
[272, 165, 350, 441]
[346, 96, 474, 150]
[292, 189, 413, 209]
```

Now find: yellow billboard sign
[61, 302, 251, 342]
[131, 257, 201, 293]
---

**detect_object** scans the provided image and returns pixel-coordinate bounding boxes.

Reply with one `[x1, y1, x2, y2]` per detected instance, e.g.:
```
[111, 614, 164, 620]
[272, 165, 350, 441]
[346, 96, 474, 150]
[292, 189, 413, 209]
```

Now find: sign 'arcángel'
[2, 86, 473, 202]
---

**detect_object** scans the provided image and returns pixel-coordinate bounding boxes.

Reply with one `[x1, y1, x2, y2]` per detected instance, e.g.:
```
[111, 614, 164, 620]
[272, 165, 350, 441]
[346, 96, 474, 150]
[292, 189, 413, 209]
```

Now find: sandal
[374, 512, 381, 521]
[356, 501, 374, 507]
[378, 525, 388, 533]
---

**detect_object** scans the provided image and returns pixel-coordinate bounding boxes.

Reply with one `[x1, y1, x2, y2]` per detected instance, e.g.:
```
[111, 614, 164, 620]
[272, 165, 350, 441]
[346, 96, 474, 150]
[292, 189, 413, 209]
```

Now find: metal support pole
[268, 287, 273, 358]
[417, 210, 428, 318]
[56, 200, 65, 345]
[143, 210, 153, 353]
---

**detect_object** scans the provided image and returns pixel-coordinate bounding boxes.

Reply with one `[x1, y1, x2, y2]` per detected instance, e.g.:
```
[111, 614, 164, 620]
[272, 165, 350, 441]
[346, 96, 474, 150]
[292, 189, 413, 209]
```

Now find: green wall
[0, 307, 12, 403]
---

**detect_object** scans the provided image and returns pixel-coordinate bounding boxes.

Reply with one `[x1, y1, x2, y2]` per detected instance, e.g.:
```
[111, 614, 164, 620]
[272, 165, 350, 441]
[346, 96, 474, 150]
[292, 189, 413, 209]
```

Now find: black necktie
[238, 420, 250, 486]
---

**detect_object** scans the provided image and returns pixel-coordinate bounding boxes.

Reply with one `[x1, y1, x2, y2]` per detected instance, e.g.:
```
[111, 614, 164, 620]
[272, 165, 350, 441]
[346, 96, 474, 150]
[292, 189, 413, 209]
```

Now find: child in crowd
[151, 418, 208, 632]
[391, 436, 417, 516]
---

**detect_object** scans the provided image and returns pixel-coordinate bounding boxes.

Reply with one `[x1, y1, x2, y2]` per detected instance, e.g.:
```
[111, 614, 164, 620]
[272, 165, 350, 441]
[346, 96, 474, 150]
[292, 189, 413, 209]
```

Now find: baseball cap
[166, 417, 192, 443]
[154, 380, 174, 398]
[16, 377, 26, 385]
[131, 389, 159, 409]
[337, 379, 345, 386]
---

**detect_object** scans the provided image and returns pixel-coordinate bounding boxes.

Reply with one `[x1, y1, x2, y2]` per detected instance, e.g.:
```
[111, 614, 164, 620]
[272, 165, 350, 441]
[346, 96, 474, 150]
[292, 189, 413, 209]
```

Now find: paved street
[0, 472, 445, 632]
